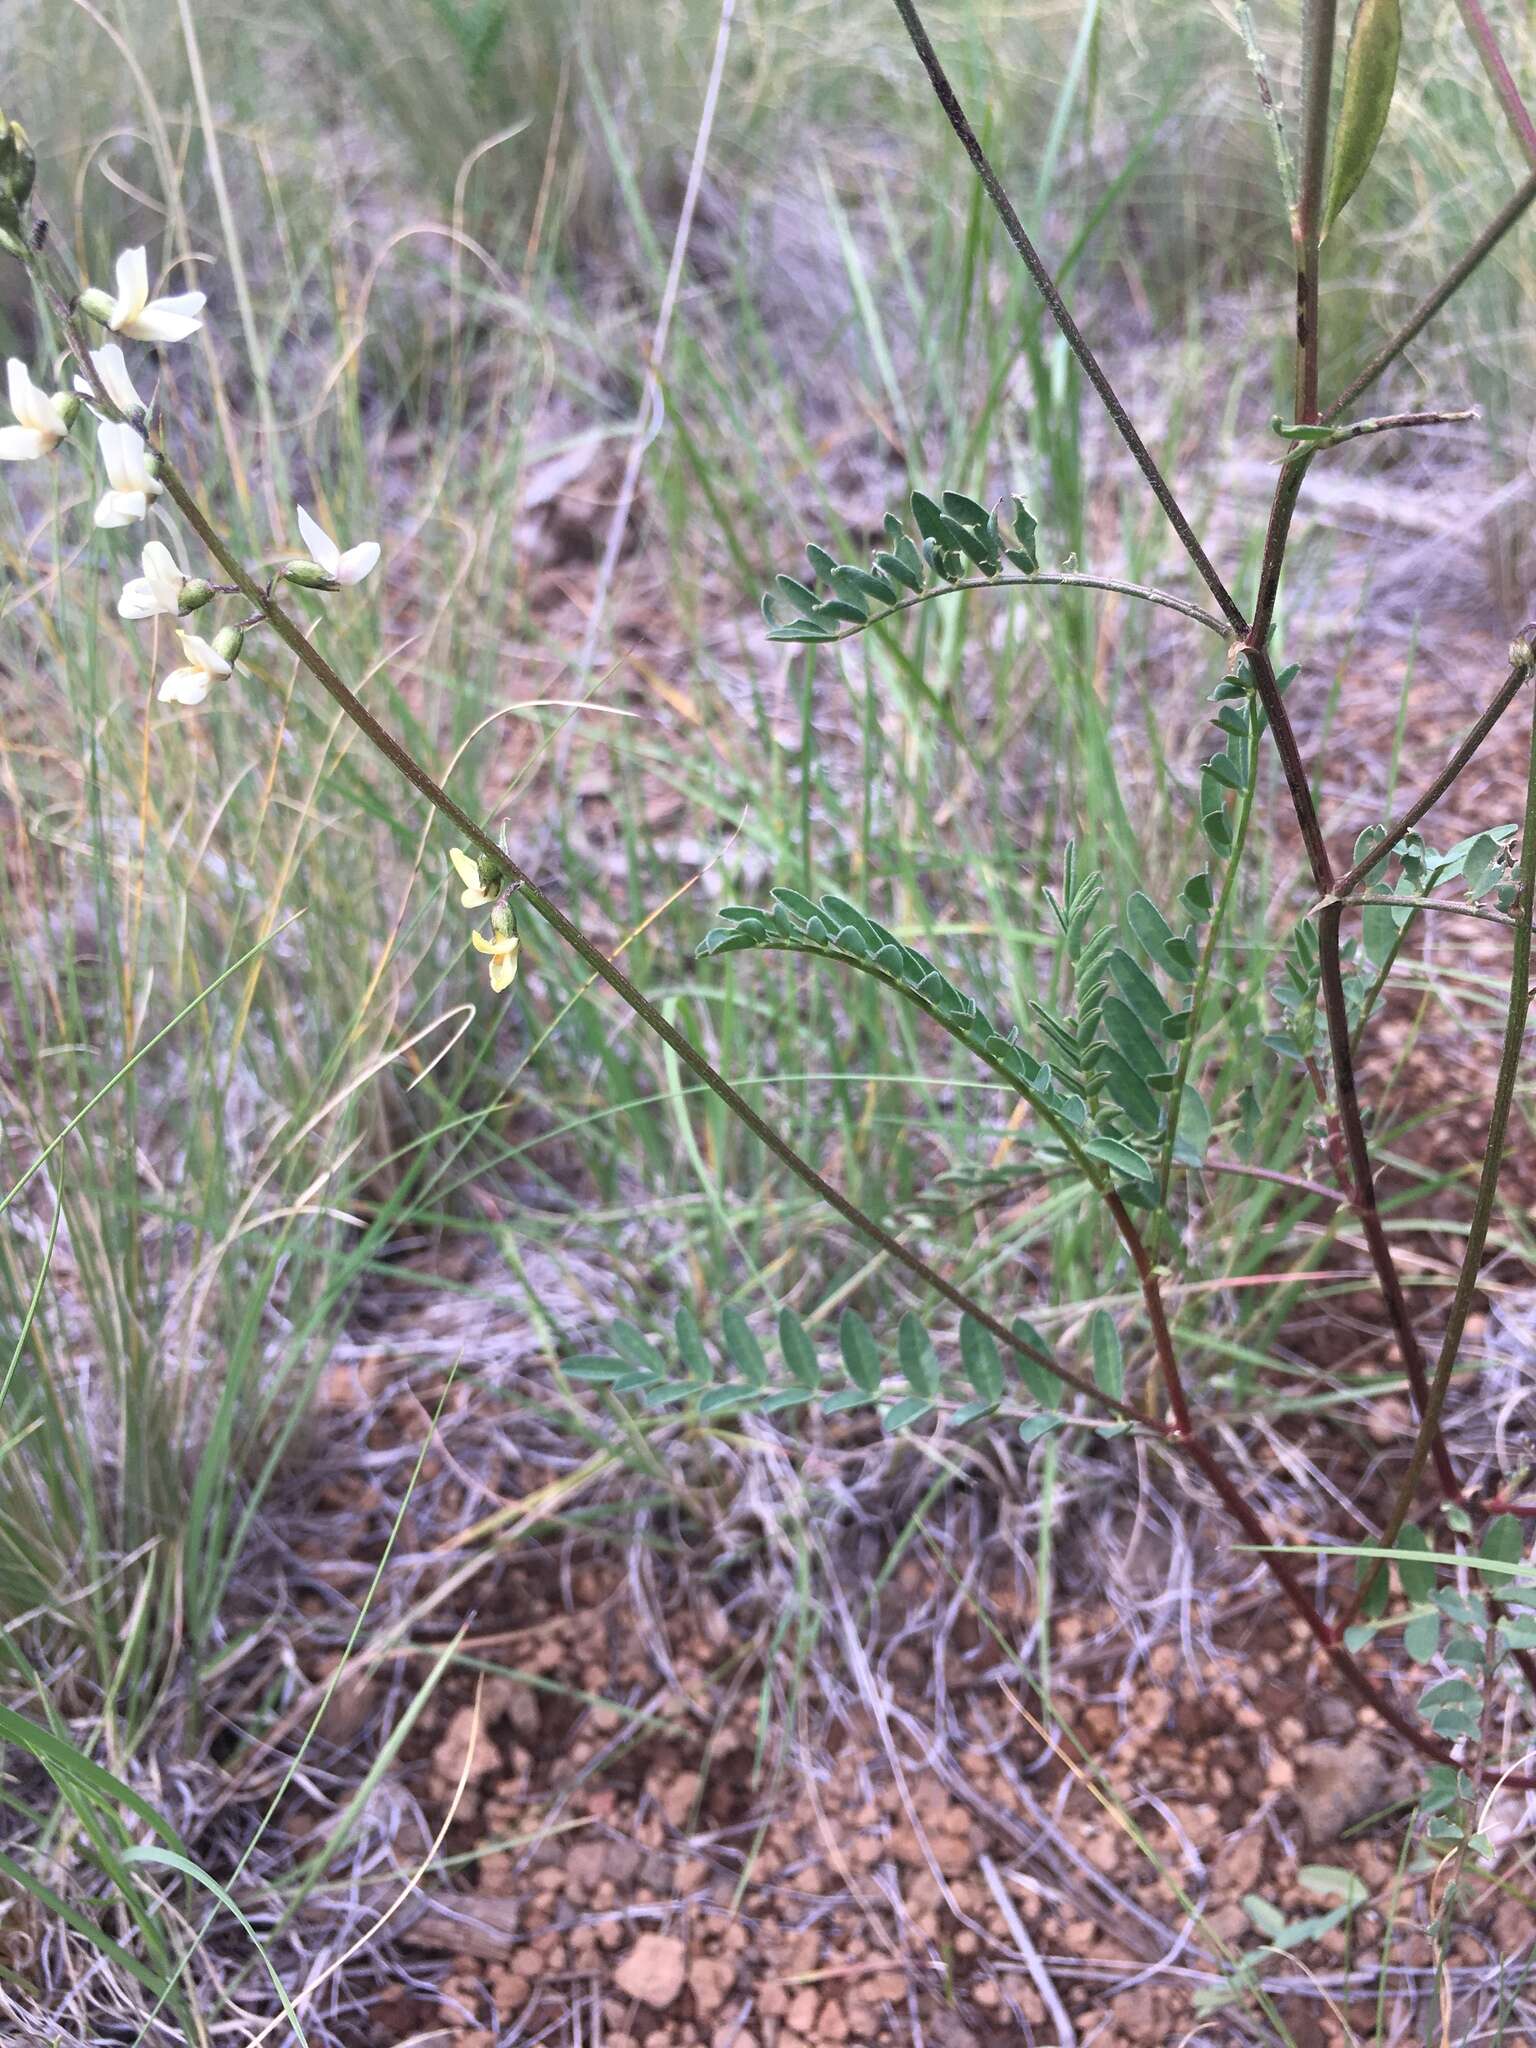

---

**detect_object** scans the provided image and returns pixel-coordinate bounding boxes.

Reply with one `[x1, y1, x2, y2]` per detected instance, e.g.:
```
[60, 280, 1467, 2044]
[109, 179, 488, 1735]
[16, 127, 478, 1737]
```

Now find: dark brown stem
[1107, 1194, 1522, 1776]
[1453, 0, 1536, 170]
[888, 0, 1246, 638]
[1316, 901, 1458, 1494]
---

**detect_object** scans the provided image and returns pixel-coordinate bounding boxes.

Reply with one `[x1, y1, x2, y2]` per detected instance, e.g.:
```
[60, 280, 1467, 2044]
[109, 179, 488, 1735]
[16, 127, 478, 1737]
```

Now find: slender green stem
[1155, 704, 1260, 1207]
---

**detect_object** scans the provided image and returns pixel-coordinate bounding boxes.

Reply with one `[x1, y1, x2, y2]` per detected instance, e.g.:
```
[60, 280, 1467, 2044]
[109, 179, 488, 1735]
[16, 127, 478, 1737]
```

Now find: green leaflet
[1323, 0, 1401, 234]
[1089, 1310, 1125, 1400]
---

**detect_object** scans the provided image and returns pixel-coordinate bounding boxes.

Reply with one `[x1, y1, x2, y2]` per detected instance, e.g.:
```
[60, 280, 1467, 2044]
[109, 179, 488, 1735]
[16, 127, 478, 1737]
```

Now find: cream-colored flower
[157, 629, 232, 707]
[105, 247, 205, 344]
[118, 540, 187, 619]
[295, 504, 379, 587]
[94, 420, 162, 528]
[75, 342, 146, 421]
[471, 924, 520, 993]
[449, 847, 499, 908]
[0, 358, 70, 461]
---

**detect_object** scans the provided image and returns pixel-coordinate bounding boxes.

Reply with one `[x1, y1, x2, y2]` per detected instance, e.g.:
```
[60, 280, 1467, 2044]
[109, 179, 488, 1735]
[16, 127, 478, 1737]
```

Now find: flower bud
[1511, 633, 1536, 673]
[282, 558, 340, 592]
[178, 579, 216, 615]
[2, 121, 34, 210]
[212, 625, 245, 666]
[76, 287, 115, 325]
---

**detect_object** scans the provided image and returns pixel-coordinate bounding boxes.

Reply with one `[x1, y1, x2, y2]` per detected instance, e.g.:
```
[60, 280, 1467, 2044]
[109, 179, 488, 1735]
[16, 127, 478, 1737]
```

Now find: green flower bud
[3, 122, 34, 210]
[212, 625, 245, 666]
[76, 287, 114, 325]
[178, 579, 216, 615]
[282, 558, 340, 592]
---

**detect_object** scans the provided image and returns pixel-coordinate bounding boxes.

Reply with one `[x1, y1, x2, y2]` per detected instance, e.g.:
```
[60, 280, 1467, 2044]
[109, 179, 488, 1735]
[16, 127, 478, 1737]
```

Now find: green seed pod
[76, 287, 114, 325]
[178, 579, 216, 615]
[212, 625, 245, 666]
[1323, 0, 1401, 235]
[55, 392, 82, 431]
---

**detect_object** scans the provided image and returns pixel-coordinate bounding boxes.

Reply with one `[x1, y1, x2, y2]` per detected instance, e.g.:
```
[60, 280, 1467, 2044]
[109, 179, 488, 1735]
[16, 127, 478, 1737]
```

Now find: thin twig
[1364, 664, 1536, 1588]
[1324, 173, 1536, 423]
[888, 0, 1246, 637]
[1331, 646, 1535, 898]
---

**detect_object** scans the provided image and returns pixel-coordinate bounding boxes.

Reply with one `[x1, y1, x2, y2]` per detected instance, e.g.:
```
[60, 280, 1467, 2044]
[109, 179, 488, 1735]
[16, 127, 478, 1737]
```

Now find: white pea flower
[94, 420, 162, 528]
[449, 847, 499, 908]
[471, 920, 520, 993]
[102, 246, 205, 344]
[118, 540, 188, 619]
[157, 629, 233, 707]
[293, 504, 380, 587]
[0, 358, 71, 461]
[75, 342, 146, 421]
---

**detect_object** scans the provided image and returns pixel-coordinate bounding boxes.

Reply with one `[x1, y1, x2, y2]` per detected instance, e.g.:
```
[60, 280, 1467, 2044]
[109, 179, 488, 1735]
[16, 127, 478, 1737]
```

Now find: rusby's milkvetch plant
[5, 0, 1536, 1842]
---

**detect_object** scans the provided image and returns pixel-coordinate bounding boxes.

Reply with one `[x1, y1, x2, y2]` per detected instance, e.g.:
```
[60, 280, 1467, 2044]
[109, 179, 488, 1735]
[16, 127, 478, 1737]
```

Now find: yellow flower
[449, 846, 498, 908]
[471, 924, 520, 992]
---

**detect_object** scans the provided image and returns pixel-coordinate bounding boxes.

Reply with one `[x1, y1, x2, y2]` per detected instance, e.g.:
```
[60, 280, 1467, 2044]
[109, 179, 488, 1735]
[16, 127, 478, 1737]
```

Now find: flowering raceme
[0, 173, 520, 1000]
